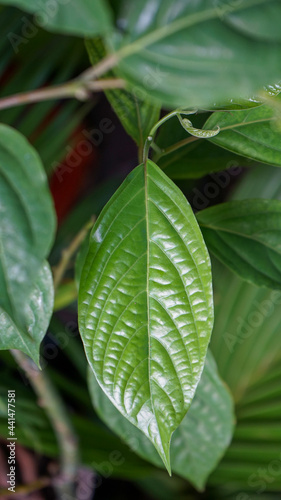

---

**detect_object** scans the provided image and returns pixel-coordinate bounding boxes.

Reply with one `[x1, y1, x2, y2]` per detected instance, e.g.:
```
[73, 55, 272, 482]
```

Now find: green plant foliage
[206, 165, 281, 493]
[85, 38, 160, 149]
[177, 115, 220, 139]
[88, 350, 234, 490]
[0, 13, 90, 175]
[210, 262, 281, 491]
[0, 0, 112, 36]
[0, 125, 55, 335]
[154, 116, 249, 179]
[110, 0, 281, 108]
[3, 2, 281, 496]
[0, 379, 154, 478]
[0, 261, 54, 365]
[205, 103, 281, 166]
[197, 199, 281, 290]
[78, 160, 213, 471]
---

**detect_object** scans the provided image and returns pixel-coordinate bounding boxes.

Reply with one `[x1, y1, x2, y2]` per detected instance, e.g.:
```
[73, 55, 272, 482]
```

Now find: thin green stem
[53, 217, 94, 291]
[142, 110, 180, 163]
[11, 350, 79, 497]
[54, 281, 77, 311]
[158, 135, 200, 161]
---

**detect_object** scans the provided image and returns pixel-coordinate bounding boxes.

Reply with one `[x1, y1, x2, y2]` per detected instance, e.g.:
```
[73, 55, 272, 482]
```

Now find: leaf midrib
[144, 160, 155, 450]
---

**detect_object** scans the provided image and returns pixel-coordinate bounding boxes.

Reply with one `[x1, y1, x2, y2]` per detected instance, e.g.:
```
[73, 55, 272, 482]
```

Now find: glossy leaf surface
[0, 0, 112, 36]
[0, 124, 56, 330]
[79, 160, 213, 470]
[86, 38, 160, 148]
[88, 350, 234, 490]
[197, 199, 281, 290]
[205, 104, 281, 166]
[0, 261, 54, 365]
[111, 0, 281, 108]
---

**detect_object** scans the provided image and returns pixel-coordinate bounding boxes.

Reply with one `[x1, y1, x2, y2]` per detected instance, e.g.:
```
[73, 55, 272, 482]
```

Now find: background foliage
[1, 2, 281, 499]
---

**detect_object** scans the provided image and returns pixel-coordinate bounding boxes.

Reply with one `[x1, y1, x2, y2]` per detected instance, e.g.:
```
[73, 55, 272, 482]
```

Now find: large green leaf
[110, 0, 281, 108]
[0, 0, 112, 37]
[205, 103, 281, 166]
[88, 350, 234, 490]
[85, 38, 160, 149]
[0, 124, 56, 330]
[0, 261, 54, 365]
[78, 160, 213, 471]
[196, 199, 281, 290]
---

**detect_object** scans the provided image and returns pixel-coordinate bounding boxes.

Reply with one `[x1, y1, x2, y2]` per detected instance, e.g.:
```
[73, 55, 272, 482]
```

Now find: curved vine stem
[142, 109, 197, 163]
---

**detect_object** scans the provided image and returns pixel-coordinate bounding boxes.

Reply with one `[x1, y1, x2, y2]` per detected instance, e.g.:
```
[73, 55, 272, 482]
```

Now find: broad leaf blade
[197, 199, 281, 290]
[204, 104, 281, 166]
[88, 350, 234, 490]
[85, 38, 160, 148]
[79, 160, 213, 471]
[0, 0, 112, 36]
[0, 261, 54, 365]
[111, 0, 281, 108]
[0, 124, 56, 328]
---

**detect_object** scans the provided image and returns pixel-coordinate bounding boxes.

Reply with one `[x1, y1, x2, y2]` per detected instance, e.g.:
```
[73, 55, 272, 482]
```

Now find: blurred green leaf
[197, 199, 281, 290]
[88, 351, 234, 490]
[209, 165, 281, 491]
[0, 0, 112, 36]
[0, 261, 54, 365]
[86, 38, 160, 149]
[111, 0, 281, 108]
[0, 125, 55, 332]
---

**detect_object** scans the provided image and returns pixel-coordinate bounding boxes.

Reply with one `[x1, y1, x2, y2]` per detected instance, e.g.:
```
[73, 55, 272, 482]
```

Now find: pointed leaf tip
[79, 160, 213, 466]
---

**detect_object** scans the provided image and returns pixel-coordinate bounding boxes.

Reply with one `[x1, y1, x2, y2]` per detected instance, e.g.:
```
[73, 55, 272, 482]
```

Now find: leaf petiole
[143, 109, 197, 163]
